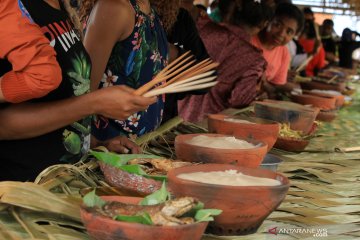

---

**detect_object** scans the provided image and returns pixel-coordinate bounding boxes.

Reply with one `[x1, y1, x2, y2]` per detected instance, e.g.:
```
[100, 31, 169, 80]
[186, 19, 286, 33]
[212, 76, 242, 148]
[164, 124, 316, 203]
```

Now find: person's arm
[0, 85, 156, 140]
[227, 74, 257, 108]
[84, 0, 134, 90]
[271, 48, 291, 85]
[0, 0, 62, 103]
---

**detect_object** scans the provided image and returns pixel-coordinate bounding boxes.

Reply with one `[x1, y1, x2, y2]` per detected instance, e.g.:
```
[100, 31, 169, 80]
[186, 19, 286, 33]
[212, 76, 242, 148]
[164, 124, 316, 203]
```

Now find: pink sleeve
[270, 47, 290, 85]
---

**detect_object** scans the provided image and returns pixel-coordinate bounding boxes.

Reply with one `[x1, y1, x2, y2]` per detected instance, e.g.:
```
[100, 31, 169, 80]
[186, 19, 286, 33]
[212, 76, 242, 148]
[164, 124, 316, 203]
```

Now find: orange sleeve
[0, 0, 62, 103]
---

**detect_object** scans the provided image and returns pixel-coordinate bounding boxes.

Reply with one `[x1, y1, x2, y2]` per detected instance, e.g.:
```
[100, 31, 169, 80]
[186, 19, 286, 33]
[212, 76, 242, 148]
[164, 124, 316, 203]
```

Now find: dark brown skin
[0, 0, 156, 154]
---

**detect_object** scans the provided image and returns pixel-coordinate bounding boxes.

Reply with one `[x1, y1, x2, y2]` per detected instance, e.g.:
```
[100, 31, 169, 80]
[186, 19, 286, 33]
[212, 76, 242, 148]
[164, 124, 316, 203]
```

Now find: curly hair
[149, 0, 180, 33]
[78, 0, 97, 22]
[62, 0, 84, 39]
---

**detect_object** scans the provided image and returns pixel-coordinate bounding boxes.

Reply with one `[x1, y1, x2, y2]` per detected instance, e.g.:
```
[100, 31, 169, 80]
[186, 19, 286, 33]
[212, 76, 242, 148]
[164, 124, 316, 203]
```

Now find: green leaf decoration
[89, 150, 127, 167]
[83, 190, 106, 208]
[195, 209, 223, 222]
[140, 181, 170, 206]
[118, 164, 147, 175]
[114, 212, 153, 225]
[90, 151, 166, 180]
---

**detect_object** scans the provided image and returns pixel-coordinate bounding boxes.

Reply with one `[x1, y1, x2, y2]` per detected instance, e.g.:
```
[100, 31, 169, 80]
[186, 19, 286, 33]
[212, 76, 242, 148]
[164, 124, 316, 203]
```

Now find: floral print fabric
[92, 0, 168, 141]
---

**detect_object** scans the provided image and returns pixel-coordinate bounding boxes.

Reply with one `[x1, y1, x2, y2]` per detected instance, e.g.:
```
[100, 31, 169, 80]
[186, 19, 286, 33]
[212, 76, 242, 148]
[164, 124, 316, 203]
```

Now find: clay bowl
[316, 110, 338, 122]
[290, 93, 337, 111]
[175, 133, 268, 168]
[300, 80, 346, 92]
[80, 196, 208, 240]
[99, 162, 162, 197]
[207, 114, 280, 151]
[274, 137, 309, 152]
[303, 90, 345, 108]
[254, 100, 319, 135]
[168, 164, 290, 236]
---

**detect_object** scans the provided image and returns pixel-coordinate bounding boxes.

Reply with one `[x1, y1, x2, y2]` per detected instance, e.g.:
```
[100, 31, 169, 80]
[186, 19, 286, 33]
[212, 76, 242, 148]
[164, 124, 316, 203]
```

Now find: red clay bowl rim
[208, 114, 280, 126]
[175, 133, 268, 151]
[80, 196, 208, 230]
[255, 101, 318, 113]
[276, 136, 310, 143]
[167, 163, 290, 191]
[292, 93, 337, 100]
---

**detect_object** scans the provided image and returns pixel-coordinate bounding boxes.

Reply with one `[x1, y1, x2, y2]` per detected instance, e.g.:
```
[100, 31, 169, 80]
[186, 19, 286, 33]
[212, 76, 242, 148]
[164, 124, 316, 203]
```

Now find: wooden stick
[133, 54, 194, 96]
[143, 81, 218, 97]
[327, 75, 338, 84]
[158, 50, 191, 75]
[170, 76, 217, 88]
[143, 75, 216, 97]
[296, 55, 313, 73]
[334, 146, 360, 153]
[159, 55, 194, 77]
[169, 62, 219, 88]
[162, 58, 213, 87]
[168, 71, 216, 88]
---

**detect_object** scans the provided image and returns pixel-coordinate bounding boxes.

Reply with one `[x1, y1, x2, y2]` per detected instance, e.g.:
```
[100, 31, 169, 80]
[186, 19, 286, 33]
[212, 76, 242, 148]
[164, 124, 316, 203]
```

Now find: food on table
[223, 118, 255, 124]
[177, 169, 281, 186]
[128, 158, 192, 176]
[186, 135, 256, 149]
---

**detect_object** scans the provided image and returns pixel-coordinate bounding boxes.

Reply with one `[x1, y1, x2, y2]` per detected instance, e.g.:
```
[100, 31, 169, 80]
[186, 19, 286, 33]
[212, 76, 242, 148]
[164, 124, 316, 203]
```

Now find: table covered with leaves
[1, 84, 360, 240]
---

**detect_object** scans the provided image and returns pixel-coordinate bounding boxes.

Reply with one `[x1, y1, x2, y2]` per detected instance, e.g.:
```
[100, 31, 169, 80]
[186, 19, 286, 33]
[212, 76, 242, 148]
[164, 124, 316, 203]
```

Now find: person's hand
[102, 136, 141, 154]
[287, 70, 297, 83]
[92, 85, 156, 120]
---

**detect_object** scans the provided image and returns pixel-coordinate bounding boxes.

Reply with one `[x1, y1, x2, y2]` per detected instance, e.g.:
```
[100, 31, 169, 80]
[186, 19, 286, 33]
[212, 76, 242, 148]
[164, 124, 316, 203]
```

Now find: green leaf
[90, 151, 161, 167]
[195, 209, 223, 222]
[90, 151, 167, 180]
[181, 201, 205, 218]
[114, 212, 153, 225]
[118, 165, 147, 175]
[193, 202, 205, 211]
[83, 189, 106, 208]
[89, 150, 126, 167]
[117, 165, 167, 181]
[140, 181, 170, 206]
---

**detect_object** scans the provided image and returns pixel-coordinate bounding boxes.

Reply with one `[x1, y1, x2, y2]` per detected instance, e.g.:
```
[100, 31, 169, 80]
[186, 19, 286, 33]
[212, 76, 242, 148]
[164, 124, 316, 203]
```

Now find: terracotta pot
[207, 114, 280, 151]
[175, 133, 268, 168]
[99, 162, 162, 197]
[316, 110, 338, 122]
[167, 164, 290, 236]
[290, 94, 337, 111]
[274, 137, 309, 152]
[300, 80, 346, 92]
[254, 100, 319, 135]
[80, 196, 208, 240]
[303, 90, 345, 108]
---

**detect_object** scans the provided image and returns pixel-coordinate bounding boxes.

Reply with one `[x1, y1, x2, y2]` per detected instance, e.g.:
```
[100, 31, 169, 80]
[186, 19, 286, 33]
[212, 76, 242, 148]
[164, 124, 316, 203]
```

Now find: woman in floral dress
[81, 0, 168, 143]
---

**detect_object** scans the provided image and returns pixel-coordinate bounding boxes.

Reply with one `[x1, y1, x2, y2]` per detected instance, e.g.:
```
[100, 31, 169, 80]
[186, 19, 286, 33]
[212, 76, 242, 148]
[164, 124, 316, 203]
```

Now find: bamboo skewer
[161, 58, 213, 87]
[143, 81, 218, 97]
[327, 75, 338, 84]
[143, 75, 217, 97]
[134, 51, 218, 97]
[296, 55, 314, 73]
[133, 53, 195, 96]
[334, 146, 360, 153]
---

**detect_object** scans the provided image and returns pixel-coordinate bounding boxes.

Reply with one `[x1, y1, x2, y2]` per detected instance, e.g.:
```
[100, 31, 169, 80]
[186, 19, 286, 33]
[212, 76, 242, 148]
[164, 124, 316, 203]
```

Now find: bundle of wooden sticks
[133, 51, 219, 97]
